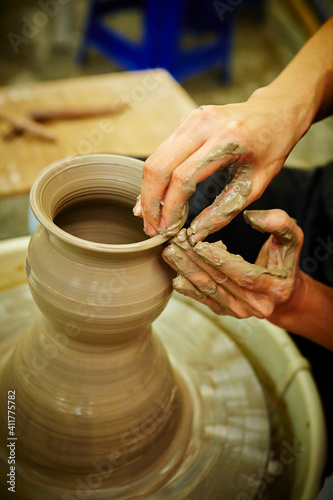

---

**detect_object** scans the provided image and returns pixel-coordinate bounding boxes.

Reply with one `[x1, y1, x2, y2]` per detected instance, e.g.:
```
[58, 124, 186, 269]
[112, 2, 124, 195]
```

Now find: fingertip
[246, 209, 302, 246]
[133, 206, 142, 217]
[243, 210, 268, 233]
[143, 220, 158, 237]
[159, 203, 189, 237]
[162, 244, 173, 259]
[133, 195, 142, 216]
[187, 225, 207, 247]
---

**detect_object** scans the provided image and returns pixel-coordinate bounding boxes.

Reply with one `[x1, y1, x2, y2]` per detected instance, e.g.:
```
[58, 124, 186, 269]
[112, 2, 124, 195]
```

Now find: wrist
[267, 270, 308, 329]
[248, 85, 314, 147]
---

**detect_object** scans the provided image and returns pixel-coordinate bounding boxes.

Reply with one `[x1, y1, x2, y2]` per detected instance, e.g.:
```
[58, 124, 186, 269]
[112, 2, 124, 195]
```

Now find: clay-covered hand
[134, 98, 303, 242]
[162, 209, 304, 319]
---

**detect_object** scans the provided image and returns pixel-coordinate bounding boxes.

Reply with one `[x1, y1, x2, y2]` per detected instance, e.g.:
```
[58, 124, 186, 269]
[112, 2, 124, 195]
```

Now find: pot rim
[30, 154, 187, 253]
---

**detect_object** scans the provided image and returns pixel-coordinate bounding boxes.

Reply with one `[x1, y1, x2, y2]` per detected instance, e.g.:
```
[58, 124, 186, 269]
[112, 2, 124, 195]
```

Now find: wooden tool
[0, 111, 56, 142]
[2, 103, 129, 141]
[0, 70, 196, 196]
[29, 102, 129, 122]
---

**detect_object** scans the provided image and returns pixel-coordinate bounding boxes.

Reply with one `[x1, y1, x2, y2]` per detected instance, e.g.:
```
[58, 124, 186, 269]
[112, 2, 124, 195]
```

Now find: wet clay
[173, 228, 288, 284]
[187, 142, 253, 243]
[164, 223, 292, 307]
[164, 243, 218, 297]
[54, 198, 149, 244]
[158, 202, 188, 237]
[195, 240, 289, 279]
[173, 274, 208, 300]
[150, 196, 162, 221]
[0, 155, 271, 500]
[0, 155, 194, 498]
[194, 142, 246, 171]
[244, 209, 270, 233]
[137, 142, 247, 239]
[0, 278, 271, 500]
[244, 209, 298, 272]
[133, 195, 188, 237]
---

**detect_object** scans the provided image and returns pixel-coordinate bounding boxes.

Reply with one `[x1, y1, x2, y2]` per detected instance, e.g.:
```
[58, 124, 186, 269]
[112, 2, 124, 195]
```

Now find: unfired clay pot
[0, 155, 191, 499]
[0, 155, 270, 500]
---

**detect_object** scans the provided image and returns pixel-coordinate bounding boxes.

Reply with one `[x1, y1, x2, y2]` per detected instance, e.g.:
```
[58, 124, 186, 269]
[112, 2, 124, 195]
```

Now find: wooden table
[0, 70, 196, 196]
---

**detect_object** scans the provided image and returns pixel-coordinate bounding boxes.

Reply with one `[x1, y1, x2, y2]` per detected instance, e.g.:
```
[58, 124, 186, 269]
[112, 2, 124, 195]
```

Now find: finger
[166, 235, 259, 318]
[161, 141, 246, 233]
[172, 275, 228, 315]
[219, 290, 269, 319]
[133, 195, 158, 236]
[254, 238, 271, 268]
[172, 275, 250, 319]
[162, 243, 218, 295]
[194, 240, 288, 293]
[187, 160, 261, 245]
[216, 276, 275, 318]
[143, 220, 158, 237]
[243, 209, 303, 271]
[172, 229, 229, 285]
[140, 129, 206, 230]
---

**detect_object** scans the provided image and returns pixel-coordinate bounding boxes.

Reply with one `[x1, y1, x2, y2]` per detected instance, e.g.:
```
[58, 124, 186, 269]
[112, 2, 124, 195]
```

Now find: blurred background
[0, 0, 333, 240]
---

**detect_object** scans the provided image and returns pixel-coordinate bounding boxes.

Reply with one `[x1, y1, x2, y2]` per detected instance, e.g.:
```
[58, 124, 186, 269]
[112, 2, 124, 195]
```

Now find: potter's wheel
[0, 281, 270, 500]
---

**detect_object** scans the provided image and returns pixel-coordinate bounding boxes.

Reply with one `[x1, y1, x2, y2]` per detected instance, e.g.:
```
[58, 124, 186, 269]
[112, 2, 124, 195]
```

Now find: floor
[0, 0, 332, 240]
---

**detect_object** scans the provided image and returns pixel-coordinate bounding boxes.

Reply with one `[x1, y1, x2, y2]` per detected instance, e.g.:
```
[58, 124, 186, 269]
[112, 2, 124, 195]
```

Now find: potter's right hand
[135, 94, 305, 243]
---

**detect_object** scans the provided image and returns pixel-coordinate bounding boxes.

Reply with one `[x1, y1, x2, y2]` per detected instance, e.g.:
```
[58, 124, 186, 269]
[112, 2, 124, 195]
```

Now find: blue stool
[77, 0, 236, 81]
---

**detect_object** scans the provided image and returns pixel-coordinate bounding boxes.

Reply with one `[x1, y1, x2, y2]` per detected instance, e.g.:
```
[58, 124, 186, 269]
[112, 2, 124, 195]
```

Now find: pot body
[27, 154, 176, 342]
[0, 155, 191, 498]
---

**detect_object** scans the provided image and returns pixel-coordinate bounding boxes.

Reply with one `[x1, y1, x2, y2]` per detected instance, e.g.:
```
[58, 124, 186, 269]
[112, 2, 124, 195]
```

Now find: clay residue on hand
[244, 210, 298, 272]
[195, 241, 289, 280]
[163, 243, 201, 278]
[187, 144, 253, 244]
[151, 196, 163, 221]
[274, 225, 298, 271]
[172, 228, 192, 251]
[194, 142, 246, 171]
[243, 210, 269, 233]
[158, 203, 188, 237]
[182, 177, 196, 197]
[164, 241, 218, 295]
[161, 142, 248, 241]
[173, 274, 207, 300]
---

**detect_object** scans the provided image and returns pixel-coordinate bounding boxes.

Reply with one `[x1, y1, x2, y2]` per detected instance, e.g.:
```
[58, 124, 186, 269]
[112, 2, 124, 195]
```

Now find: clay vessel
[0, 154, 192, 499]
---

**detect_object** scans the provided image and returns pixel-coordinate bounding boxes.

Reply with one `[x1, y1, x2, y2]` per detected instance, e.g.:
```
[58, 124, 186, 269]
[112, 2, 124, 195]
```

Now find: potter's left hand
[162, 209, 303, 319]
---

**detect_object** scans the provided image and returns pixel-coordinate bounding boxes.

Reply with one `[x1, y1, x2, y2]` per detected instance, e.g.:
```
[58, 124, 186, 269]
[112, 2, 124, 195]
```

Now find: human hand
[135, 96, 302, 242]
[162, 209, 304, 319]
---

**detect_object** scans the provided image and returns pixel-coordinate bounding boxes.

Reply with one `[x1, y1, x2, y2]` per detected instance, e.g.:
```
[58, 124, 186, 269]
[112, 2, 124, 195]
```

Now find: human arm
[137, 16, 333, 242]
[162, 209, 333, 350]
[268, 271, 333, 350]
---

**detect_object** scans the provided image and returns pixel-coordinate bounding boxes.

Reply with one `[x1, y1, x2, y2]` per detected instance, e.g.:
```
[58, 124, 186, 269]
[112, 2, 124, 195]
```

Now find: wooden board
[0, 70, 196, 196]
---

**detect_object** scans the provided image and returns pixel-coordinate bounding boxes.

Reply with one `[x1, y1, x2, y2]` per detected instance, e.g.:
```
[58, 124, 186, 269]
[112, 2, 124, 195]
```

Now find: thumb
[243, 209, 303, 272]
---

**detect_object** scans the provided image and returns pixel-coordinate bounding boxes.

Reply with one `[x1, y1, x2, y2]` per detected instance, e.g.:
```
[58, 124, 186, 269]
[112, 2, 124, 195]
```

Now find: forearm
[269, 271, 333, 350]
[248, 17, 333, 144]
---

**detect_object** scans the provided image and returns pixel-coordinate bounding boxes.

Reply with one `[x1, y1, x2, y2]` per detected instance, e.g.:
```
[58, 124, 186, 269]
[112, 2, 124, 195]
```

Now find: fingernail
[133, 204, 141, 216]
[145, 222, 157, 237]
